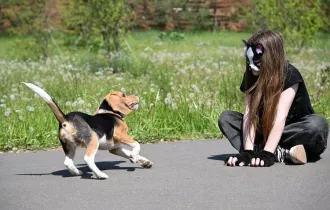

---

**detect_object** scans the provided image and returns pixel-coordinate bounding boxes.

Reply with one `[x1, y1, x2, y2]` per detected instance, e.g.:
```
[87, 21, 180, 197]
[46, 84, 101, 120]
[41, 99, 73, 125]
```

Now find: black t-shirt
[240, 63, 315, 125]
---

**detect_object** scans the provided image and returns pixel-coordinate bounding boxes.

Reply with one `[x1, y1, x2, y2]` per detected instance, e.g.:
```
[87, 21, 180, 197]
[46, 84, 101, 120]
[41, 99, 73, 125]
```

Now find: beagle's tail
[23, 83, 66, 124]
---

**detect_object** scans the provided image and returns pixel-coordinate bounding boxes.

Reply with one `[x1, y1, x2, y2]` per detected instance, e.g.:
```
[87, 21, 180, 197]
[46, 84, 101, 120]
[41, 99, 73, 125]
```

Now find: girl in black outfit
[218, 29, 328, 167]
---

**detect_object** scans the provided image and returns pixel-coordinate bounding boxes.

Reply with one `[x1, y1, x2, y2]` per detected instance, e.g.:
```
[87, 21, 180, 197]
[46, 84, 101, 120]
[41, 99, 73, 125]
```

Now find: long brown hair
[244, 29, 287, 142]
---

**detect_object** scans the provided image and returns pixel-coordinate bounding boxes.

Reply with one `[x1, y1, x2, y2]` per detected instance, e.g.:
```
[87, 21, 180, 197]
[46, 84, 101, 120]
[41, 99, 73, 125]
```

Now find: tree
[247, 0, 325, 52]
[64, 0, 133, 70]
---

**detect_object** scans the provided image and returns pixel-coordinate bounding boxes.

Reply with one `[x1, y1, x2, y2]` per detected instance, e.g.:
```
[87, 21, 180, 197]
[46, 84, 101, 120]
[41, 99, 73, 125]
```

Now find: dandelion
[26, 106, 34, 112]
[150, 87, 155, 92]
[192, 85, 200, 93]
[19, 115, 24, 121]
[10, 94, 15, 100]
[164, 93, 172, 105]
[141, 99, 146, 107]
[4, 108, 11, 117]
[189, 93, 195, 98]
[121, 87, 126, 92]
[116, 77, 123, 81]
[0, 104, 6, 108]
[71, 101, 77, 107]
[65, 101, 72, 106]
[171, 103, 178, 110]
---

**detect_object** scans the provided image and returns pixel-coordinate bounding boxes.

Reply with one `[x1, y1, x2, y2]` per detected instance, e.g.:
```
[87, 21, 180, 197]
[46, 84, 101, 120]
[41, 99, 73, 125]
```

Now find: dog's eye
[122, 93, 126, 97]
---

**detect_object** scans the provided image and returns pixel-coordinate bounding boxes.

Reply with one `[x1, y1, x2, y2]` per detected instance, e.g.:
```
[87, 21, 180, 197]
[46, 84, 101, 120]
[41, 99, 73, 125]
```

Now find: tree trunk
[102, 32, 113, 71]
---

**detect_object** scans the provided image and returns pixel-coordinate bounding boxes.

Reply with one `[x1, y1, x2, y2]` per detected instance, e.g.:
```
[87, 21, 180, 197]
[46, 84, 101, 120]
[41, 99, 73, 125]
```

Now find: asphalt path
[1, 139, 329, 210]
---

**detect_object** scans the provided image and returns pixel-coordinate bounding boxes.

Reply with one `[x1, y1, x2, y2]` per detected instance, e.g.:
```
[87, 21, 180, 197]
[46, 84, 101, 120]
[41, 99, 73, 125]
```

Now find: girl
[218, 29, 329, 167]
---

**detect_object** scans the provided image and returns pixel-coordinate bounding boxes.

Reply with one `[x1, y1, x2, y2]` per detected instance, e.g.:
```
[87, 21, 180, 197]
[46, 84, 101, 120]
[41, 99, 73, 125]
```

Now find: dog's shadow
[16, 161, 140, 179]
[208, 154, 236, 161]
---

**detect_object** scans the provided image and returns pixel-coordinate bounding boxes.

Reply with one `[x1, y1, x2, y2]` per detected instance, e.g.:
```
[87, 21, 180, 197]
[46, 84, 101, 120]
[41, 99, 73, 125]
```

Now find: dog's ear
[104, 94, 132, 115]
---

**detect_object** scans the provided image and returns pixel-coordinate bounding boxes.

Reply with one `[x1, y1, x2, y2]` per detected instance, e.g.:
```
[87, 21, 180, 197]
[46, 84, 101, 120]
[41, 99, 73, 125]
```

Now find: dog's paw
[95, 172, 108, 179]
[141, 160, 153, 169]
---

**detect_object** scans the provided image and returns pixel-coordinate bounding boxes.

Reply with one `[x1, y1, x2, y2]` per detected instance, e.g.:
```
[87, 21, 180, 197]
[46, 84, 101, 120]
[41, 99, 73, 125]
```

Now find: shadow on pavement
[16, 160, 141, 179]
[207, 153, 236, 161]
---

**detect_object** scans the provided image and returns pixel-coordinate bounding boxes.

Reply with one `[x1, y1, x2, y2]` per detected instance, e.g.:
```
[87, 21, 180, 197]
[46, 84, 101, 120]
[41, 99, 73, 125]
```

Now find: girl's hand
[250, 150, 276, 167]
[225, 150, 255, 167]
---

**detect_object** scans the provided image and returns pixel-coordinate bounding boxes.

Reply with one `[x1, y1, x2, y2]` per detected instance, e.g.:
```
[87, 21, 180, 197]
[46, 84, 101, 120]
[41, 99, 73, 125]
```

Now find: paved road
[0, 139, 329, 210]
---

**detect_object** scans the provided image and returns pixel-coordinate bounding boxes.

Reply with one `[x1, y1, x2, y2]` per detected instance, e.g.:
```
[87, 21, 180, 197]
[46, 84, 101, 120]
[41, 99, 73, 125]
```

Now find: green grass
[0, 30, 329, 151]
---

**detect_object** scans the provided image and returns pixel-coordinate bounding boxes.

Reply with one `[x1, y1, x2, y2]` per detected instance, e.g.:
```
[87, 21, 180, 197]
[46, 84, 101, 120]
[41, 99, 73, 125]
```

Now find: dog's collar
[97, 109, 124, 120]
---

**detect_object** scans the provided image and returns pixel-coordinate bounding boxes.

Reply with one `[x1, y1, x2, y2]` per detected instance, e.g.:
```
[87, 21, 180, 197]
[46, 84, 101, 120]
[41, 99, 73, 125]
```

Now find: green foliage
[321, 0, 330, 30]
[1, 0, 52, 59]
[182, 7, 213, 31]
[315, 65, 330, 100]
[63, 0, 133, 72]
[247, 0, 325, 52]
[0, 31, 329, 151]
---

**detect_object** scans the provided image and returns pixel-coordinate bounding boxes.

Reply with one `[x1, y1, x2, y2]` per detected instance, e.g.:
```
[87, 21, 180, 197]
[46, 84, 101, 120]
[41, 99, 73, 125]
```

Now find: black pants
[218, 110, 329, 160]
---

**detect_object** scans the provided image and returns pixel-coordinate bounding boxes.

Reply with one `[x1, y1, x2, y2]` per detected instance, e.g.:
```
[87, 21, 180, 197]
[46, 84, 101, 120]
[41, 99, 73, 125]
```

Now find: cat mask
[243, 40, 264, 76]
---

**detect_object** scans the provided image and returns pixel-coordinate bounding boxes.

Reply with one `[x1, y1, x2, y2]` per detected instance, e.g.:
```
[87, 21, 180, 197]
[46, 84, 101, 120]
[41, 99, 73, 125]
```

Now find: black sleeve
[284, 64, 303, 90]
[240, 72, 245, 92]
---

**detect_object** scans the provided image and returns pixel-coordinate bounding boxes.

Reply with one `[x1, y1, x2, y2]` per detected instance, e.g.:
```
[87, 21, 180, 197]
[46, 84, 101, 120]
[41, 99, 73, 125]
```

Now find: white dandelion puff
[26, 106, 34, 112]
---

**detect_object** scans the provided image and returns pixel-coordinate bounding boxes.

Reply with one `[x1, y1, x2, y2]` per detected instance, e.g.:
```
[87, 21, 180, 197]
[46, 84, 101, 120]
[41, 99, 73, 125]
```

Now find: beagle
[23, 83, 153, 179]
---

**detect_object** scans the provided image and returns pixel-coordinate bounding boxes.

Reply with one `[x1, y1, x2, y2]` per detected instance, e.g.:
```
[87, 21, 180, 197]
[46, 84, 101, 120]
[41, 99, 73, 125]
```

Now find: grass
[0, 30, 329, 151]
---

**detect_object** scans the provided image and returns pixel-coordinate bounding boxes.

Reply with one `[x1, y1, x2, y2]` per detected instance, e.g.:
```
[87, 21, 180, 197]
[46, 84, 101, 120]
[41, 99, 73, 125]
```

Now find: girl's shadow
[208, 154, 236, 161]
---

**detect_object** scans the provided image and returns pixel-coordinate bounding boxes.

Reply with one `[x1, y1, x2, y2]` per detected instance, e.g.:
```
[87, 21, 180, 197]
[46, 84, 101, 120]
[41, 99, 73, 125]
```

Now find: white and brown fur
[24, 83, 153, 179]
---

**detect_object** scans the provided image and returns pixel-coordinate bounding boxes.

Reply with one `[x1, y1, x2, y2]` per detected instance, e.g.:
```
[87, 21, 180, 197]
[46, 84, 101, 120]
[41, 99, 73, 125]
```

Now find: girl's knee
[218, 110, 238, 129]
[307, 115, 329, 138]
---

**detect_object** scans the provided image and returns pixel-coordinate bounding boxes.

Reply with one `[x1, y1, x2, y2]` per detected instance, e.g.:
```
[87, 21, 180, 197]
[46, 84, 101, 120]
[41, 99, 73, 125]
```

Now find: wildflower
[0, 104, 6, 108]
[189, 93, 195, 98]
[171, 103, 178, 110]
[78, 99, 84, 105]
[121, 87, 126, 92]
[29, 127, 34, 132]
[116, 77, 123, 81]
[65, 101, 72, 106]
[10, 94, 15, 100]
[26, 106, 34, 112]
[192, 85, 200, 93]
[0, 99, 4, 103]
[141, 100, 146, 107]
[4, 108, 11, 117]
[150, 88, 155, 92]
[71, 102, 77, 107]
[19, 115, 24, 121]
